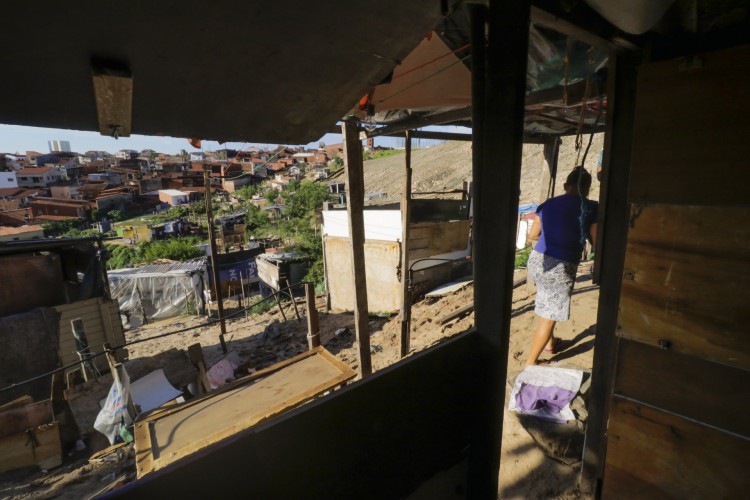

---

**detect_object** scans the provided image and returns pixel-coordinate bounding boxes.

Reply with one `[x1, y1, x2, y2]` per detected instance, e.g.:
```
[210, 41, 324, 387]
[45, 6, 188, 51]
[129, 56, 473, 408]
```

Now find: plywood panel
[614, 340, 750, 437]
[54, 298, 109, 371]
[619, 204, 750, 370]
[407, 220, 470, 258]
[604, 397, 750, 499]
[629, 44, 750, 205]
[0, 401, 54, 439]
[135, 347, 355, 477]
[0, 423, 61, 474]
[324, 236, 401, 312]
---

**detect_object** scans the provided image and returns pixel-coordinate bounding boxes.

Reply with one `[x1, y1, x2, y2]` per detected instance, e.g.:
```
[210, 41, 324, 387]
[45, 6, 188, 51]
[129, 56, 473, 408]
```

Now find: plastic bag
[94, 367, 133, 445]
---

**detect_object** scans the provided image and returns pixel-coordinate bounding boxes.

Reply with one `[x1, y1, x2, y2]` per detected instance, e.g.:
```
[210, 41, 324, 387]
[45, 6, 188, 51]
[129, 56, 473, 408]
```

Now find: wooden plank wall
[602, 45, 750, 497]
[407, 219, 471, 261]
[324, 220, 471, 312]
[54, 298, 126, 372]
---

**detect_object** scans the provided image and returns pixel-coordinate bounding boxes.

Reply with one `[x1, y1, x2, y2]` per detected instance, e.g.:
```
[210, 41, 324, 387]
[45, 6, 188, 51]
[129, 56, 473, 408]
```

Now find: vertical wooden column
[305, 282, 320, 350]
[468, 1, 530, 497]
[399, 130, 413, 358]
[538, 136, 561, 202]
[204, 169, 228, 353]
[341, 118, 372, 377]
[580, 52, 639, 494]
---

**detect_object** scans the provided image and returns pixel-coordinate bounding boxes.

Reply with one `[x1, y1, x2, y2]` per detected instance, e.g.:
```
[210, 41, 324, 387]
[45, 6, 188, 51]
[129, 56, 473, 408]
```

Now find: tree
[284, 180, 329, 219]
[265, 189, 279, 205]
[42, 218, 80, 236]
[108, 209, 126, 222]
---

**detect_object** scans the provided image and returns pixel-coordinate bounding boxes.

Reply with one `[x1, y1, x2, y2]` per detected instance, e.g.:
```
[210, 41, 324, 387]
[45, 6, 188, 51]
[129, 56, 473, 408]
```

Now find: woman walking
[526, 167, 598, 366]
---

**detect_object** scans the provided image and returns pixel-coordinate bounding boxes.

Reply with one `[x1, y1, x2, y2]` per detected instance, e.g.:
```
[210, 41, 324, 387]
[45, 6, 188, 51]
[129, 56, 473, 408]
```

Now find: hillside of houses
[0, 144, 339, 243]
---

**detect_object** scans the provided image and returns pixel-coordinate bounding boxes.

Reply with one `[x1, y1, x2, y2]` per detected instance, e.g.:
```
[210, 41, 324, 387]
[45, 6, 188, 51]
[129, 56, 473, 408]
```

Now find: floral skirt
[527, 250, 577, 321]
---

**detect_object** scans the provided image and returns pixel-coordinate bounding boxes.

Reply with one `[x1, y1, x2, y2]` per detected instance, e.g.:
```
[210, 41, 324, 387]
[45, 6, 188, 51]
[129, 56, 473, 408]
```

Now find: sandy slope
[361, 134, 604, 204]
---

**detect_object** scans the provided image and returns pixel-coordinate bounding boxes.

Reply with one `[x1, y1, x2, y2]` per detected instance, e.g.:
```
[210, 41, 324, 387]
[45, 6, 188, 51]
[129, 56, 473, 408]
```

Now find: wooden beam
[580, 51, 639, 494]
[204, 170, 228, 354]
[363, 107, 472, 138]
[341, 118, 372, 378]
[525, 77, 606, 110]
[91, 67, 133, 138]
[400, 131, 413, 358]
[305, 283, 320, 350]
[468, 0, 531, 496]
[380, 130, 473, 141]
[538, 137, 561, 202]
[530, 2, 639, 51]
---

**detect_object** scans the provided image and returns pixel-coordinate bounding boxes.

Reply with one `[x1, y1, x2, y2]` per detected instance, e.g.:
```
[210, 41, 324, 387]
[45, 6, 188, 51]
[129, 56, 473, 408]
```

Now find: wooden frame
[134, 347, 355, 477]
[581, 50, 639, 494]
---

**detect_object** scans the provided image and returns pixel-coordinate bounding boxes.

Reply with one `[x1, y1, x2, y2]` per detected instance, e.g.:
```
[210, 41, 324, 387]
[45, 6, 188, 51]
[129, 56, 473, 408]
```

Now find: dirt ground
[0, 262, 599, 499]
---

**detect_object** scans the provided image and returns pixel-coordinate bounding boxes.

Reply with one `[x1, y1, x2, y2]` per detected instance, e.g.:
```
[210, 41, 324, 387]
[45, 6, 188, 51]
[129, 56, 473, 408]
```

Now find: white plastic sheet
[94, 368, 132, 445]
[109, 271, 202, 328]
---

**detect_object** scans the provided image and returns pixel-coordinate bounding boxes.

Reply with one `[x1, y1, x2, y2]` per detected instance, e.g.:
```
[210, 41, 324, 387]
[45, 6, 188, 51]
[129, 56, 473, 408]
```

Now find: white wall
[0, 171, 18, 188]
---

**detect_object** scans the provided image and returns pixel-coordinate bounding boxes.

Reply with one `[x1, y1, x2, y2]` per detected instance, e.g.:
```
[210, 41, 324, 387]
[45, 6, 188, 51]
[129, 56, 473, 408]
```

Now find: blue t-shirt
[535, 194, 598, 263]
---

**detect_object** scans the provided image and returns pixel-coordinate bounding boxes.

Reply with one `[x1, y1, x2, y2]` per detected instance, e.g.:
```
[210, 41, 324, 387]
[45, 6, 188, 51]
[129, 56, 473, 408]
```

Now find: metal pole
[400, 130, 413, 358]
[204, 169, 228, 353]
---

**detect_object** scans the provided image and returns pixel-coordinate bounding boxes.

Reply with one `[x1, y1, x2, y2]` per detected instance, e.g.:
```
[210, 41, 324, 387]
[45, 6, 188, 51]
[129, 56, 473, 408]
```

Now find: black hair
[565, 167, 592, 190]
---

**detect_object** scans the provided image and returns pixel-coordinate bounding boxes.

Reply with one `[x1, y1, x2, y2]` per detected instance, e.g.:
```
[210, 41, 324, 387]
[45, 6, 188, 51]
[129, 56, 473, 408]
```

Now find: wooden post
[321, 230, 331, 312]
[187, 343, 212, 395]
[580, 51, 639, 495]
[400, 130, 413, 358]
[468, 1, 530, 497]
[305, 283, 320, 350]
[341, 118, 372, 377]
[538, 136, 561, 202]
[71, 318, 98, 381]
[204, 169, 228, 354]
[284, 279, 302, 322]
[272, 288, 288, 322]
[241, 270, 248, 319]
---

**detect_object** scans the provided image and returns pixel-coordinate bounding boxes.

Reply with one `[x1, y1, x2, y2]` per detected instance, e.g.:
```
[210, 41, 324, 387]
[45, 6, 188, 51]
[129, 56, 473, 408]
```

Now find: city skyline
[0, 124, 464, 156]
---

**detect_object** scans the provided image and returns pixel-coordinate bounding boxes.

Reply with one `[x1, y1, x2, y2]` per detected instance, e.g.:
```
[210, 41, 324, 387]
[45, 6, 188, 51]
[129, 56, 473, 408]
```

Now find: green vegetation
[249, 296, 274, 316]
[329, 156, 344, 173]
[42, 218, 83, 236]
[113, 201, 206, 228]
[105, 237, 204, 269]
[515, 246, 532, 268]
[363, 149, 404, 161]
[282, 180, 329, 219]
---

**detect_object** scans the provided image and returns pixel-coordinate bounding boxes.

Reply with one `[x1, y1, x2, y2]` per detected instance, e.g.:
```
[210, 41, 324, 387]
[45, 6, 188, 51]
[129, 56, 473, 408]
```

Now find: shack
[0, 238, 126, 405]
[256, 251, 311, 296]
[108, 258, 208, 328]
[322, 202, 471, 312]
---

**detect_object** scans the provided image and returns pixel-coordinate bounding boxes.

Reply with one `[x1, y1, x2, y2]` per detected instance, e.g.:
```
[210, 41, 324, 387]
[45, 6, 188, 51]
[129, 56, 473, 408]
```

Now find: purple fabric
[515, 383, 577, 414]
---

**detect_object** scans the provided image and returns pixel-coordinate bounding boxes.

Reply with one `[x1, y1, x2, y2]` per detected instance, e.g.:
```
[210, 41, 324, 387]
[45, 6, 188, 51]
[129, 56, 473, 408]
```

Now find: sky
[0, 124, 470, 156]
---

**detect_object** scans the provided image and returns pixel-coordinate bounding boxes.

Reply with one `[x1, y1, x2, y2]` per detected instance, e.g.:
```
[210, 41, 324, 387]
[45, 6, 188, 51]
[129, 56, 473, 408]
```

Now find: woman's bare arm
[529, 215, 541, 244]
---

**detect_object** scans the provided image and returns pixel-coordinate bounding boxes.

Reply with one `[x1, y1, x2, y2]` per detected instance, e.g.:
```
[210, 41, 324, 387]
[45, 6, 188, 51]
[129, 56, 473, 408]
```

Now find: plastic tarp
[109, 270, 204, 329]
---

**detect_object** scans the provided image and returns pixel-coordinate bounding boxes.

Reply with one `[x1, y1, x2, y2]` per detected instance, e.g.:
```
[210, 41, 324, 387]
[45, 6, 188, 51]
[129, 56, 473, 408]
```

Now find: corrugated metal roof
[111, 257, 207, 275]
